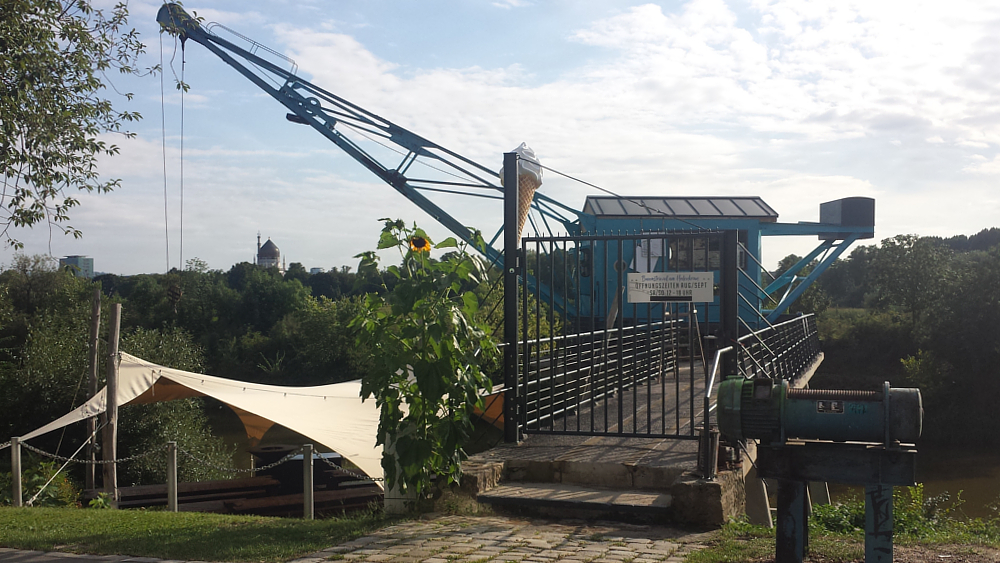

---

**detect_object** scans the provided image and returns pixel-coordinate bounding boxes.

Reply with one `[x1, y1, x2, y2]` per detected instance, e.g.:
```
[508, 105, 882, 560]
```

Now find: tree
[1, 0, 145, 248]
[870, 235, 951, 327]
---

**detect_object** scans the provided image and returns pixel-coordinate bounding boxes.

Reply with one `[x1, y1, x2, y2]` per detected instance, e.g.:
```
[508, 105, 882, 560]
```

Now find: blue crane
[156, 3, 582, 270]
[156, 4, 874, 325]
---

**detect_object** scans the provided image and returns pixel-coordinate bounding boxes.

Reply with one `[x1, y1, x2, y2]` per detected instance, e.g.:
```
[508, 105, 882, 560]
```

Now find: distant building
[310, 267, 324, 275]
[255, 233, 285, 273]
[60, 255, 94, 279]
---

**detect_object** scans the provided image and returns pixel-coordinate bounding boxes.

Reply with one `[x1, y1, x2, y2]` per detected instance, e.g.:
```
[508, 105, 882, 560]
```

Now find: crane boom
[156, 3, 582, 265]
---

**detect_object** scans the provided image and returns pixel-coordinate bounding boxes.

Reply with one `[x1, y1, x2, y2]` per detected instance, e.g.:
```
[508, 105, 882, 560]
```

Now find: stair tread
[478, 482, 671, 511]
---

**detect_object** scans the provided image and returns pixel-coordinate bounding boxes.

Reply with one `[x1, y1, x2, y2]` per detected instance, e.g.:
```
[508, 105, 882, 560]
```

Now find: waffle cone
[516, 175, 540, 241]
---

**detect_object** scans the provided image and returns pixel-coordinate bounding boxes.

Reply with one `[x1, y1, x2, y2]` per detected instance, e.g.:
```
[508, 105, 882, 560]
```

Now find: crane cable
[159, 32, 188, 273]
[179, 43, 185, 272]
[159, 33, 170, 272]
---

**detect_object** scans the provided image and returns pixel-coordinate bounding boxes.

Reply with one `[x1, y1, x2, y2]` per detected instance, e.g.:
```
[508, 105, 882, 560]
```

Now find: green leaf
[435, 237, 459, 249]
[462, 292, 479, 317]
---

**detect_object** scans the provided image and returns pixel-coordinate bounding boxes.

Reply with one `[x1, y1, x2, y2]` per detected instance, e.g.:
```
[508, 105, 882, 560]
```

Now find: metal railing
[735, 314, 821, 381]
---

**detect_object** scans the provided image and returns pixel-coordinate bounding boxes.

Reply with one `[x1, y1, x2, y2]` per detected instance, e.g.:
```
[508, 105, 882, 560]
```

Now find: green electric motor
[717, 378, 922, 445]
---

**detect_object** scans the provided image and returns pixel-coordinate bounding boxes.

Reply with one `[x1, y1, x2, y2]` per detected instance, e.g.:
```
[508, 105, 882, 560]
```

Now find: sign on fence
[627, 272, 715, 303]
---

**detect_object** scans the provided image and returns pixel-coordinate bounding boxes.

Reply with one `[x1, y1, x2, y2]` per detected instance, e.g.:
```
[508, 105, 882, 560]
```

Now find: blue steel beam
[764, 234, 861, 321]
[763, 241, 834, 297]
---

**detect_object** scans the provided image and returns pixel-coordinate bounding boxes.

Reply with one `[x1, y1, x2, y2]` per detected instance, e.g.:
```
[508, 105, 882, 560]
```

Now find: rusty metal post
[167, 441, 178, 512]
[11, 437, 22, 507]
[303, 444, 314, 519]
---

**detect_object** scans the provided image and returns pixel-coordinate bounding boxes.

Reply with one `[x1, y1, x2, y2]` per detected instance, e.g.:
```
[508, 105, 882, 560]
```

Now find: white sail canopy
[19, 352, 383, 484]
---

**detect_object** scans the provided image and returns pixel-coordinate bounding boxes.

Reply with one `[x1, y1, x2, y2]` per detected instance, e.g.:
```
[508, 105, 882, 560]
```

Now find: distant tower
[256, 234, 282, 272]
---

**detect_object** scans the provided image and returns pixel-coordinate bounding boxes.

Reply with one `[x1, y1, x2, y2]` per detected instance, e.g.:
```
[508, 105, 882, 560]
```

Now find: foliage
[1, 0, 146, 248]
[0, 506, 393, 563]
[694, 487, 1000, 563]
[869, 234, 952, 328]
[351, 220, 497, 499]
[0, 257, 234, 486]
[0, 461, 80, 507]
[270, 295, 373, 384]
[87, 492, 112, 509]
[811, 485, 979, 541]
[115, 327, 235, 485]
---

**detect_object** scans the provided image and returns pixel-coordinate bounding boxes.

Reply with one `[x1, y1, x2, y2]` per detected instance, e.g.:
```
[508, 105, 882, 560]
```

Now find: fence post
[167, 441, 178, 512]
[101, 303, 121, 508]
[503, 151, 520, 444]
[11, 437, 21, 507]
[303, 444, 314, 520]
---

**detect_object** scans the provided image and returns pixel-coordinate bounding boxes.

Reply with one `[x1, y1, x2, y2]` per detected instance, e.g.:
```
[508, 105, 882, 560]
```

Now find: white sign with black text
[627, 272, 715, 303]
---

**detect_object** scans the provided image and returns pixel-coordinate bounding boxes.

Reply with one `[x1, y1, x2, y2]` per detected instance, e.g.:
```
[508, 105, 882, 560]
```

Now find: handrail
[705, 345, 735, 400]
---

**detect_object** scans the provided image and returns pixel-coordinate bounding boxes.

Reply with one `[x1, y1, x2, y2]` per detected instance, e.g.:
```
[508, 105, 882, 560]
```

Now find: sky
[5, 0, 1000, 275]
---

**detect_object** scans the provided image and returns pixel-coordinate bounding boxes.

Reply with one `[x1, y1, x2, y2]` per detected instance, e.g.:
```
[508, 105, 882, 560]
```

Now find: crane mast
[156, 3, 582, 266]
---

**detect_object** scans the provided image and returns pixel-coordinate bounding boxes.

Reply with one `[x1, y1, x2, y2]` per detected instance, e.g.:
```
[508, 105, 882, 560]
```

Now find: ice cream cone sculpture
[500, 143, 543, 242]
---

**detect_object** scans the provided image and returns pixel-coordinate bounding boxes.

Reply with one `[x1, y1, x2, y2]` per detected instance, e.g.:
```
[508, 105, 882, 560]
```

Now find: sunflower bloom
[410, 236, 431, 253]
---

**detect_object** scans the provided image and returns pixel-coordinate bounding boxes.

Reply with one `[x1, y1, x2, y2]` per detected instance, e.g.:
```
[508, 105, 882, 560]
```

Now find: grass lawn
[0, 507, 395, 563]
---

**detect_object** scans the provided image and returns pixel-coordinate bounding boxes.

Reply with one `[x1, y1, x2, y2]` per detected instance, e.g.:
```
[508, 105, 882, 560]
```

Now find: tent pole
[86, 287, 101, 491]
[102, 303, 121, 508]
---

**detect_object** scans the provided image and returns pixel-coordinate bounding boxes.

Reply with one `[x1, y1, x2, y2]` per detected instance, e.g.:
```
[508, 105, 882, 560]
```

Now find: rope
[19, 441, 169, 465]
[27, 429, 95, 506]
[177, 445, 303, 474]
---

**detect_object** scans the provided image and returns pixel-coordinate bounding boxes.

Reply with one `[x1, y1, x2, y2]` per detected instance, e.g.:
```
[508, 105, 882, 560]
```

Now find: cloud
[10, 0, 1000, 275]
[492, 0, 531, 8]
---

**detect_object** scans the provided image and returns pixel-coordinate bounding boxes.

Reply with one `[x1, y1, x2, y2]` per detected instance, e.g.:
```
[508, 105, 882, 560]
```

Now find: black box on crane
[819, 197, 875, 240]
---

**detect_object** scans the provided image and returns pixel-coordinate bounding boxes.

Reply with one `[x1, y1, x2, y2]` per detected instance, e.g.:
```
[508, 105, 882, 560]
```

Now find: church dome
[258, 239, 280, 259]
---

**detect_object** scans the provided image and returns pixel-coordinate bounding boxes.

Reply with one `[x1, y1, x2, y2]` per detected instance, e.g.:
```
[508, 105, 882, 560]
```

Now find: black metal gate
[507, 230, 739, 439]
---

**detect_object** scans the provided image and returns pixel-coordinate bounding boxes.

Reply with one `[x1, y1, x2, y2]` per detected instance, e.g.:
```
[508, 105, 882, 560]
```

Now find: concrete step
[477, 482, 673, 522]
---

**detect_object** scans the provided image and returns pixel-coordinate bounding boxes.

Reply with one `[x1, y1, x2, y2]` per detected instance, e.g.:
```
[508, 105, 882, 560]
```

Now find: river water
[829, 444, 1000, 519]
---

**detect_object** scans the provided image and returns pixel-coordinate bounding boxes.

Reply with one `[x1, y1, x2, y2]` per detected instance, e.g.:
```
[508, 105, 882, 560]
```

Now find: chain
[14, 439, 383, 483]
[19, 441, 169, 465]
[319, 454, 384, 482]
[177, 445, 304, 474]
[0, 441, 10, 451]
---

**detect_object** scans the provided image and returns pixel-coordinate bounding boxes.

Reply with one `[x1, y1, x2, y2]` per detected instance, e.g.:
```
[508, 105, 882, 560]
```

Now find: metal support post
[166, 441, 178, 512]
[865, 484, 893, 563]
[698, 426, 719, 479]
[11, 437, 21, 507]
[303, 444, 314, 520]
[502, 151, 520, 444]
[721, 230, 739, 377]
[101, 303, 121, 507]
[775, 479, 807, 563]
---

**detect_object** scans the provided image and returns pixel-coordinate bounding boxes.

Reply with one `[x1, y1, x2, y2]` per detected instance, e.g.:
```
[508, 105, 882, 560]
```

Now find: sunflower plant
[351, 219, 496, 501]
